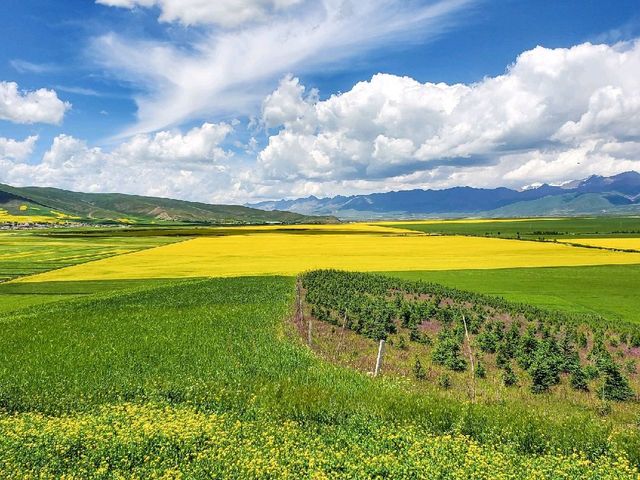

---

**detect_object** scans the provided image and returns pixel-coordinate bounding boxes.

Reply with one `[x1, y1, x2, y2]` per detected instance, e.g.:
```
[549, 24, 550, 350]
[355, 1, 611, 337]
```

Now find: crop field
[14, 231, 640, 283]
[558, 237, 640, 251]
[386, 216, 640, 239]
[1, 220, 640, 478]
[0, 232, 180, 282]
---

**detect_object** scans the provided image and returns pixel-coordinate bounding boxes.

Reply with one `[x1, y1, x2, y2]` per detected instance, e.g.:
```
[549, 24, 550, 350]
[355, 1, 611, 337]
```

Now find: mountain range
[249, 172, 640, 220]
[0, 184, 337, 225]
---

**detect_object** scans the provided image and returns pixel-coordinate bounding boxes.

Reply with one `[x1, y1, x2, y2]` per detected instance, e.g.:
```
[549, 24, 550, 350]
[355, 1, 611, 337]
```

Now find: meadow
[387, 216, 640, 239]
[1, 277, 639, 478]
[0, 231, 179, 282]
[1, 220, 640, 478]
[386, 264, 640, 324]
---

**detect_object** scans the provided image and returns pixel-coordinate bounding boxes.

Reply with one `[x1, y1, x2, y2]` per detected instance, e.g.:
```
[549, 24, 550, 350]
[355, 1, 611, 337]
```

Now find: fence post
[374, 339, 385, 377]
[462, 314, 476, 402]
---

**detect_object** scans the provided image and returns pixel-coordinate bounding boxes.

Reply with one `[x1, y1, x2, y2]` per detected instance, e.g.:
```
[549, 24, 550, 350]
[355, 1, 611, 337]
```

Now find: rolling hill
[0, 184, 337, 225]
[249, 171, 640, 219]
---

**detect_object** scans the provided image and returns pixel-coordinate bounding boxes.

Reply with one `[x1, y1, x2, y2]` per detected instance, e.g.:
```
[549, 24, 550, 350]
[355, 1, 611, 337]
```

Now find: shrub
[570, 366, 589, 392]
[413, 358, 427, 380]
[529, 341, 561, 394]
[432, 329, 467, 372]
[437, 373, 452, 389]
[597, 355, 635, 402]
[502, 364, 518, 387]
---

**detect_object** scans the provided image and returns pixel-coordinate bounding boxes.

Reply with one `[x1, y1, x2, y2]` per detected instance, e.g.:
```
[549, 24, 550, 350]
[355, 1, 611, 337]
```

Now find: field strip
[557, 237, 640, 251]
[15, 232, 640, 282]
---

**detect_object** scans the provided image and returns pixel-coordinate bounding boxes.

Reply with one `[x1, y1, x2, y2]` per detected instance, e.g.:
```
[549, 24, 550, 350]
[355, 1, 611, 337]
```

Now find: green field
[0, 232, 180, 282]
[389, 216, 640, 239]
[1, 221, 640, 478]
[386, 264, 640, 325]
[1, 277, 639, 478]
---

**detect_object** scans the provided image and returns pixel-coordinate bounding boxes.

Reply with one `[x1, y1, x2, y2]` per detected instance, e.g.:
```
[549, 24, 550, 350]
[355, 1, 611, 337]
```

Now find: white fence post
[374, 339, 385, 377]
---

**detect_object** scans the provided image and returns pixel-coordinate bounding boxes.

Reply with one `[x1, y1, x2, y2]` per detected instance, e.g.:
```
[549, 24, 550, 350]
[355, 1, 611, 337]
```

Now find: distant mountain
[249, 171, 640, 219]
[0, 184, 337, 225]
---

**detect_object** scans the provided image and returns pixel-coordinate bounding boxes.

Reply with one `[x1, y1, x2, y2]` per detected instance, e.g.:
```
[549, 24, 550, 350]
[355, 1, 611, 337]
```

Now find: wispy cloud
[91, 0, 476, 137]
[10, 59, 59, 74]
[54, 85, 104, 97]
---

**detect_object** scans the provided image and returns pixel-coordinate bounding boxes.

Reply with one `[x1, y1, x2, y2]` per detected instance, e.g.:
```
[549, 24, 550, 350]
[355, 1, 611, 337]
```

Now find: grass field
[14, 232, 640, 282]
[385, 264, 640, 324]
[387, 216, 640, 238]
[1, 277, 639, 478]
[2, 221, 640, 477]
[0, 232, 180, 282]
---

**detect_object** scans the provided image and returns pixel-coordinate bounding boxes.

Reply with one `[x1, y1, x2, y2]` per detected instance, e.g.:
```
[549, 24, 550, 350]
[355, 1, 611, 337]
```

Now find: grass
[384, 264, 640, 324]
[386, 216, 640, 239]
[0, 231, 181, 282]
[14, 232, 640, 282]
[0, 278, 186, 314]
[1, 277, 639, 478]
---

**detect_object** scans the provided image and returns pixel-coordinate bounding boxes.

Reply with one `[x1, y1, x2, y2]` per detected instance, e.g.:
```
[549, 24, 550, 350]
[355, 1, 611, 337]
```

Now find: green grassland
[0, 232, 180, 282]
[390, 216, 640, 239]
[1, 277, 639, 478]
[385, 264, 640, 325]
[1, 222, 640, 478]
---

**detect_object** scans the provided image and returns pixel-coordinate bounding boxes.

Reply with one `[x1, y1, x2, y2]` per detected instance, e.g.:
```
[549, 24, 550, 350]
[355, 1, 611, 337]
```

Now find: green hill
[0, 184, 337, 225]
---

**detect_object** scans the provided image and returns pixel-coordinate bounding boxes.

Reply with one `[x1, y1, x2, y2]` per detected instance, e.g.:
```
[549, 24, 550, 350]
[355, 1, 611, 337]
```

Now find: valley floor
[0, 219, 639, 478]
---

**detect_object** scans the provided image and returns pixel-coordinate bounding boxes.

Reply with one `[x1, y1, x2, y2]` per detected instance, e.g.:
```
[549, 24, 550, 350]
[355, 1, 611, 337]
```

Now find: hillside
[0, 184, 337, 225]
[249, 172, 640, 219]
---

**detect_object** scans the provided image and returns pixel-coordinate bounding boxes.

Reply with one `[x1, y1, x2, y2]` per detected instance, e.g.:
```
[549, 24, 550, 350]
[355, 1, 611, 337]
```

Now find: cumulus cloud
[96, 0, 305, 27]
[252, 40, 640, 197]
[0, 136, 38, 162]
[92, 0, 474, 135]
[0, 82, 70, 125]
[0, 123, 237, 202]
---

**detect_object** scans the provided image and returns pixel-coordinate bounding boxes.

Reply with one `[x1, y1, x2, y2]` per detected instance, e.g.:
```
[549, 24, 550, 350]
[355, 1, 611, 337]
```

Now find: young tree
[597, 355, 635, 401]
[432, 328, 467, 372]
[413, 358, 427, 380]
[570, 366, 589, 392]
[529, 341, 561, 394]
[502, 363, 518, 387]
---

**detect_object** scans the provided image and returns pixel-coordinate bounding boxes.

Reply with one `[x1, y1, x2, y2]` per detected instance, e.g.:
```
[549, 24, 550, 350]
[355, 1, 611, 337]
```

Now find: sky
[1, 0, 640, 204]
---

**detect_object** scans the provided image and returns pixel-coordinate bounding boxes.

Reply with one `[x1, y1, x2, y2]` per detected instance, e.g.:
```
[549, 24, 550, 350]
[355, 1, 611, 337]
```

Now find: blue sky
[1, 0, 640, 202]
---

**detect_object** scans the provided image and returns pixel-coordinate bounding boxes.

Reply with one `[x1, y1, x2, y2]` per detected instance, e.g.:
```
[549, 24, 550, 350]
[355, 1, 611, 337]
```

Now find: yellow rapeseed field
[18, 230, 640, 282]
[558, 238, 640, 251]
[0, 209, 58, 224]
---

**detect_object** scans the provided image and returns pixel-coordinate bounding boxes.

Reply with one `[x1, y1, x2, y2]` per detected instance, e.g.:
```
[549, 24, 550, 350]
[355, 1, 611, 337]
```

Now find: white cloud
[96, 0, 305, 27]
[92, 0, 474, 136]
[0, 82, 70, 125]
[0, 136, 38, 162]
[252, 40, 640, 197]
[0, 123, 237, 203]
[9, 60, 58, 74]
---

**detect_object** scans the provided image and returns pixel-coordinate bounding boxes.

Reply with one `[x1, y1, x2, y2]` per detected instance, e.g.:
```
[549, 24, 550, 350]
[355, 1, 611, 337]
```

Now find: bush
[437, 373, 452, 389]
[413, 358, 427, 380]
[529, 341, 561, 394]
[432, 329, 467, 372]
[502, 364, 518, 387]
[570, 366, 589, 392]
[597, 355, 635, 402]
[584, 364, 600, 380]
